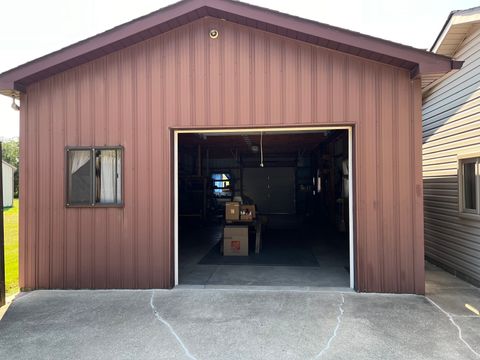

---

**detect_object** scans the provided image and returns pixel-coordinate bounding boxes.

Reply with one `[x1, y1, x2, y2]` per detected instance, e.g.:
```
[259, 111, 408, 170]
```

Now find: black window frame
[65, 146, 124, 208]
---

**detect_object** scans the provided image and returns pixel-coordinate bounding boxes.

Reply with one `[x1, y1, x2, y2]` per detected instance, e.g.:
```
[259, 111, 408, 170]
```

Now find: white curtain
[100, 150, 117, 203]
[70, 150, 91, 174]
[116, 152, 122, 202]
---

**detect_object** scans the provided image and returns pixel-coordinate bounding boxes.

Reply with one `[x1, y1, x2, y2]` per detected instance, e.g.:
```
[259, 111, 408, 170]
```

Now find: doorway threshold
[175, 284, 355, 293]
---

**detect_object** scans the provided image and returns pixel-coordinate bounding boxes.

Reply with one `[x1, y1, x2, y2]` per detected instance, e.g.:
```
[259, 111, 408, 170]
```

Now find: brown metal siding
[19, 17, 424, 293]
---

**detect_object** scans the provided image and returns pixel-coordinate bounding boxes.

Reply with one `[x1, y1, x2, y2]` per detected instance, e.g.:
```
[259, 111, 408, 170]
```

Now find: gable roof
[421, 6, 480, 93]
[0, 0, 461, 97]
[431, 6, 480, 56]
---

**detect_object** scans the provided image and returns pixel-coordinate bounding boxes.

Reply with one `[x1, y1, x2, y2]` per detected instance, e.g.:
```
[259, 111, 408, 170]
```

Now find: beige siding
[423, 26, 480, 283]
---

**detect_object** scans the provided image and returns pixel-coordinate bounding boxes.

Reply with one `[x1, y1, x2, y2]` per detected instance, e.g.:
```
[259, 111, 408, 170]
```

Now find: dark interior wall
[178, 131, 349, 233]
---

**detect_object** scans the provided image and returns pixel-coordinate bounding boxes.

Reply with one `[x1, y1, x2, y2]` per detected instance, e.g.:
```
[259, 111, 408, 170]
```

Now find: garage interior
[177, 129, 351, 288]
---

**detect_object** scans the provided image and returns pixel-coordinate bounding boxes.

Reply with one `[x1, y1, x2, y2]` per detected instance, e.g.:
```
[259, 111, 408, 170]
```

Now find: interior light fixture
[11, 97, 20, 111]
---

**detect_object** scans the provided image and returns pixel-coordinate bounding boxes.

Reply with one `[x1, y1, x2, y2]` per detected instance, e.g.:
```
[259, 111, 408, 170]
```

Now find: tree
[2, 139, 19, 197]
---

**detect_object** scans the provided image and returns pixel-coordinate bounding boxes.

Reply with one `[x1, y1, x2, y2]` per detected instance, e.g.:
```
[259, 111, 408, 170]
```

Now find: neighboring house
[0, 0, 459, 293]
[2, 160, 15, 208]
[423, 7, 480, 286]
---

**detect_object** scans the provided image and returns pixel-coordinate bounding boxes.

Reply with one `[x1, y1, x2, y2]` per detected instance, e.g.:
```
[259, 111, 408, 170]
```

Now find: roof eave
[0, 0, 460, 95]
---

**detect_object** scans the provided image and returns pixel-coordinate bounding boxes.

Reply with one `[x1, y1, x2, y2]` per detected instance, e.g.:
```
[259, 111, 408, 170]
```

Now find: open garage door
[174, 127, 354, 289]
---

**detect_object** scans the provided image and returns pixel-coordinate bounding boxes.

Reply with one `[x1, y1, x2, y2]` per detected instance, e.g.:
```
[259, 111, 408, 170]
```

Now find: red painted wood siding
[19, 17, 424, 293]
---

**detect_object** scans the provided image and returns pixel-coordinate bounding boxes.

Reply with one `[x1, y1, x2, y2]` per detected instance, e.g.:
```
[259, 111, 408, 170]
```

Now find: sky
[0, 0, 478, 139]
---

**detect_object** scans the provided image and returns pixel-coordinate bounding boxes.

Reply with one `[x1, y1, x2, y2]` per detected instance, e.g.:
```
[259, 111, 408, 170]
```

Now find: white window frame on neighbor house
[173, 126, 355, 289]
[458, 153, 480, 219]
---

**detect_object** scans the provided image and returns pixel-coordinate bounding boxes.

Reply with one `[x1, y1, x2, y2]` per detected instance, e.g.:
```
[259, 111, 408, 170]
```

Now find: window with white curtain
[67, 147, 123, 207]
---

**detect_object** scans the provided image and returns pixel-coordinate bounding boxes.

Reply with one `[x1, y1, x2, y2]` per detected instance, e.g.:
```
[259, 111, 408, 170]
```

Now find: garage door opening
[174, 127, 353, 289]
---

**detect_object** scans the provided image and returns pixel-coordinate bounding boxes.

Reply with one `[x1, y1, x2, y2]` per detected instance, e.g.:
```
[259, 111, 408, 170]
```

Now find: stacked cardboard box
[240, 205, 255, 221]
[223, 225, 249, 256]
[225, 202, 240, 221]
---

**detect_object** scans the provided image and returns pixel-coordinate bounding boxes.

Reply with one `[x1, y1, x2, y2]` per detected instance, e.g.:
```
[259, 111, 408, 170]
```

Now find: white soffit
[433, 8, 480, 57]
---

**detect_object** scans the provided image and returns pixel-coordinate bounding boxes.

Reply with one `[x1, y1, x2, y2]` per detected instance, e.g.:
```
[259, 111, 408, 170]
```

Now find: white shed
[2, 160, 16, 208]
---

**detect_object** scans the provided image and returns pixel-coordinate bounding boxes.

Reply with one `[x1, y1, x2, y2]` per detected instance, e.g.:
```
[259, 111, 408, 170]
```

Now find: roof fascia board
[0, 0, 207, 92]
[207, 0, 452, 66]
[431, 13, 454, 53]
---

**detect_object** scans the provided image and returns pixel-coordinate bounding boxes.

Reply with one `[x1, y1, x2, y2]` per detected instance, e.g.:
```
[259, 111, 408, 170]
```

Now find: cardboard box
[225, 202, 240, 221]
[223, 225, 248, 256]
[240, 205, 256, 221]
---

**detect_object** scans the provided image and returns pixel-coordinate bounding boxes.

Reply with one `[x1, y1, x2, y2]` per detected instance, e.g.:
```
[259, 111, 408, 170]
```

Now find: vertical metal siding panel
[223, 21, 236, 126]
[150, 36, 164, 288]
[412, 79, 425, 294]
[31, 84, 40, 289]
[178, 28, 192, 127]
[161, 35, 170, 288]
[346, 58, 361, 123]
[238, 27, 252, 126]
[19, 93, 28, 289]
[380, 68, 396, 292]
[64, 70, 79, 288]
[194, 19, 206, 126]
[50, 74, 66, 288]
[26, 85, 36, 289]
[284, 41, 296, 124]
[268, 37, 282, 125]
[300, 45, 312, 124]
[188, 24, 197, 128]
[105, 53, 122, 289]
[208, 23, 222, 126]
[253, 30, 268, 124]
[398, 73, 415, 293]
[121, 48, 135, 288]
[93, 59, 108, 289]
[77, 65, 93, 288]
[37, 80, 51, 288]
[363, 62, 380, 291]
[326, 53, 334, 123]
[164, 32, 177, 288]
[392, 71, 401, 292]
[145, 42, 154, 288]
[346, 58, 361, 288]
[315, 50, 328, 122]
[134, 42, 150, 289]
[331, 53, 346, 124]
[131, 50, 139, 289]
[248, 30, 255, 127]
[355, 62, 367, 291]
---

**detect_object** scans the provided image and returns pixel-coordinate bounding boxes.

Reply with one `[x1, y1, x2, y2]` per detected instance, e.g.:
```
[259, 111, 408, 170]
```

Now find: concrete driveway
[0, 264, 479, 360]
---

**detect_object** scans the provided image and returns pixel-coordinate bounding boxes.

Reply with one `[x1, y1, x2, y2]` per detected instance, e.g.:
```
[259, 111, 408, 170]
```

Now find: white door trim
[173, 126, 355, 289]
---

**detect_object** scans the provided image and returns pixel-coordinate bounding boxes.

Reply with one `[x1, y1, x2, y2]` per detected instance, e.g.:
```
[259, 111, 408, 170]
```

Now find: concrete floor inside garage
[178, 222, 350, 288]
[1, 262, 479, 360]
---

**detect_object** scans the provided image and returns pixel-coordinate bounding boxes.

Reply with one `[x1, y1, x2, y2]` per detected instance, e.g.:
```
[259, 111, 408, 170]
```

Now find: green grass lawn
[4, 199, 19, 297]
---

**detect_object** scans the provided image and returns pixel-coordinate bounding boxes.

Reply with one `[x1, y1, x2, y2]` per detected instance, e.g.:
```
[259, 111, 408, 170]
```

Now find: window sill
[458, 212, 480, 221]
[65, 203, 124, 208]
